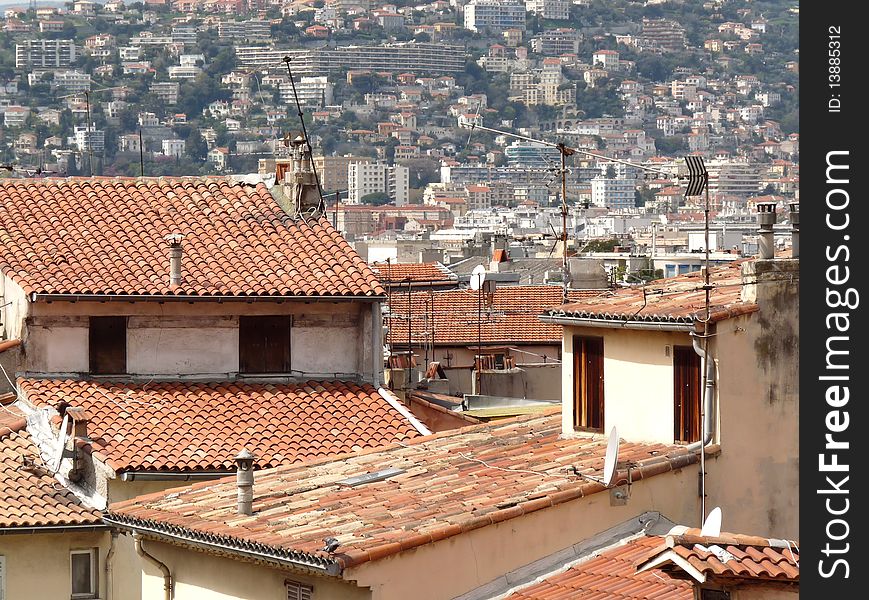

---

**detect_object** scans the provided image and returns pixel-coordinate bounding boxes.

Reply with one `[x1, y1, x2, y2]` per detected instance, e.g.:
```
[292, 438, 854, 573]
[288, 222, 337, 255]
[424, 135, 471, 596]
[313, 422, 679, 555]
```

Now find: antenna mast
[84, 91, 94, 176]
[283, 56, 325, 217]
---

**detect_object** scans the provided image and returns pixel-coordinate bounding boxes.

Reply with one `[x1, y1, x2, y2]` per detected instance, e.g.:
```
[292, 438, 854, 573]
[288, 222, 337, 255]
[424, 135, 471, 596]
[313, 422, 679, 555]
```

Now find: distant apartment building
[279, 76, 333, 107]
[2, 105, 30, 128]
[171, 25, 198, 45]
[72, 126, 105, 153]
[592, 49, 620, 70]
[525, 0, 569, 20]
[348, 162, 409, 206]
[590, 176, 636, 210]
[162, 138, 186, 158]
[15, 39, 77, 70]
[150, 81, 180, 105]
[315, 155, 370, 193]
[119, 46, 141, 61]
[38, 20, 65, 33]
[504, 140, 561, 169]
[640, 17, 687, 51]
[218, 19, 271, 42]
[236, 43, 464, 74]
[530, 28, 581, 55]
[52, 70, 92, 94]
[706, 160, 763, 197]
[464, 0, 527, 33]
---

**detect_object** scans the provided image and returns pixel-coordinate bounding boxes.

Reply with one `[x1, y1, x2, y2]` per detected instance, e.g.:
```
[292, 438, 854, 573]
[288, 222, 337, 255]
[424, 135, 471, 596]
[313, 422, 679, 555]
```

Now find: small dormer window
[89, 316, 127, 375]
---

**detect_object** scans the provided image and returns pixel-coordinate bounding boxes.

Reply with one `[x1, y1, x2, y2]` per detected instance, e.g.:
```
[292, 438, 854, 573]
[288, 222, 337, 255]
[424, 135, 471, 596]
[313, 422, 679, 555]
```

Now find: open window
[70, 548, 98, 599]
[573, 336, 604, 432]
[239, 316, 291, 374]
[89, 316, 127, 375]
[674, 345, 702, 443]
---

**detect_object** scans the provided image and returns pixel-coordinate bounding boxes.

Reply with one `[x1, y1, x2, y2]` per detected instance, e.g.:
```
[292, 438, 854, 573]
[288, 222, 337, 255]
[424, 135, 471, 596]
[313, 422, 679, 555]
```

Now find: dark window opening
[89, 316, 127, 375]
[700, 590, 731, 600]
[674, 345, 702, 443]
[573, 336, 604, 432]
[71, 549, 98, 599]
[239, 316, 291, 374]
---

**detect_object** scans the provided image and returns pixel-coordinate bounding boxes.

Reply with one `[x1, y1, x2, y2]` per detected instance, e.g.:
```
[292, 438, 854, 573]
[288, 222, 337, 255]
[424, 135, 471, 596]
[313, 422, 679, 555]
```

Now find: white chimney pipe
[789, 202, 799, 259]
[235, 449, 256, 516]
[165, 233, 183, 286]
[756, 202, 776, 260]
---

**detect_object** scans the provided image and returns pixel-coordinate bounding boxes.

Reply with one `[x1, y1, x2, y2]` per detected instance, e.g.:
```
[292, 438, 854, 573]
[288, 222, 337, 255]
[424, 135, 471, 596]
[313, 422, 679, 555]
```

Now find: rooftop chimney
[756, 202, 776, 260]
[789, 202, 799, 258]
[165, 233, 183, 286]
[235, 448, 256, 516]
[288, 135, 323, 218]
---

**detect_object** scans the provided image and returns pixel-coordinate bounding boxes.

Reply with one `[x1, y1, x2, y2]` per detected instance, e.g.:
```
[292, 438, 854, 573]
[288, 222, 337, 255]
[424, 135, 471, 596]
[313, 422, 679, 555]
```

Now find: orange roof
[546, 262, 756, 326]
[387, 285, 608, 346]
[369, 262, 457, 284]
[507, 536, 692, 600]
[106, 412, 700, 572]
[0, 178, 383, 298]
[18, 379, 425, 473]
[638, 528, 799, 584]
[1, 416, 102, 528]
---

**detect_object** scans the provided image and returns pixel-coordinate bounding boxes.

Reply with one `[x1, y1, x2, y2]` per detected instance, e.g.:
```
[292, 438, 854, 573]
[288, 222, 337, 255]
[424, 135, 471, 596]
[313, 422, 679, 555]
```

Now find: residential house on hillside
[0, 177, 429, 599]
[541, 215, 799, 539]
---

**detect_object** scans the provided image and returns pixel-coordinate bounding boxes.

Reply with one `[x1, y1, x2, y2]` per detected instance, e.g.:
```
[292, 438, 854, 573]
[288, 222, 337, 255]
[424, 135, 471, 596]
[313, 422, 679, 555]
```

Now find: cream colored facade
[132, 466, 699, 600]
[558, 259, 799, 539]
[0, 531, 111, 600]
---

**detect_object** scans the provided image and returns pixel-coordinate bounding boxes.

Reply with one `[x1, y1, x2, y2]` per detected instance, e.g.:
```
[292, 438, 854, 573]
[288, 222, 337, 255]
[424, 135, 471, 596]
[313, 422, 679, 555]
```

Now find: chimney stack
[789, 202, 799, 258]
[235, 449, 256, 516]
[165, 233, 183, 286]
[756, 201, 777, 260]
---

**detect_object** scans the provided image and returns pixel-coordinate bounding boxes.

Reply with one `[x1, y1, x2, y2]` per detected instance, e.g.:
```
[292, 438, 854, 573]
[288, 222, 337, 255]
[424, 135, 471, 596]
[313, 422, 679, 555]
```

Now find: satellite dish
[602, 426, 619, 487]
[470, 265, 486, 291]
[51, 413, 70, 473]
[700, 506, 722, 537]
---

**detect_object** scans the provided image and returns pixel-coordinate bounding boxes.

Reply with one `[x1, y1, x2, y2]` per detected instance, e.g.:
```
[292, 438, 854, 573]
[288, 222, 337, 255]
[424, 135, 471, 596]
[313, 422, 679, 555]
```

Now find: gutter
[135, 534, 172, 600]
[0, 338, 21, 353]
[30, 293, 386, 304]
[379, 387, 432, 436]
[686, 330, 716, 452]
[103, 514, 341, 577]
[0, 523, 107, 535]
[539, 314, 695, 331]
[120, 471, 233, 482]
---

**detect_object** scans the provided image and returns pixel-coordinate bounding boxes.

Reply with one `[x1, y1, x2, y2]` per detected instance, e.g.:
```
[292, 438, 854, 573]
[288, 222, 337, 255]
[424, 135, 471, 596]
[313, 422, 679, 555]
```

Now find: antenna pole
[477, 277, 482, 396]
[560, 146, 568, 302]
[700, 175, 711, 525]
[283, 56, 325, 214]
[85, 91, 94, 176]
[407, 277, 412, 391]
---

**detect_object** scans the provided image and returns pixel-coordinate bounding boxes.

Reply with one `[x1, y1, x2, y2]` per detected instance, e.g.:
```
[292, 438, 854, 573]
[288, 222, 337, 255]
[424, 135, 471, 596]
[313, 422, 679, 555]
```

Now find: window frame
[238, 315, 292, 375]
[285, 579, 313, 600]
[572, 335, 604, 432]
[673, 344, 702, 444]
[70, 548, 98, 600]
[88, 316, 127, 375]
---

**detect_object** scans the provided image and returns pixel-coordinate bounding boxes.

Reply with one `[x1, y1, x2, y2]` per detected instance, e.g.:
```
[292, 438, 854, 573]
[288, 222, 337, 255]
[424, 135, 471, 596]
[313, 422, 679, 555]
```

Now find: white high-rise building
[464, 0, 526, 33]
[590, 176, 636, 211]
[347, 162, 410, 206]
[525, 0, 569, 20]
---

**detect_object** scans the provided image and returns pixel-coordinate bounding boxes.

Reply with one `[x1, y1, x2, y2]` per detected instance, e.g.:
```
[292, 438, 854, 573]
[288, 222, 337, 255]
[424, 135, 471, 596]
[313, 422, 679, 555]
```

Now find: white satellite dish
[470, 265, 486, 291]
[602, 426, 619, 488]
[574, 426, 620, 488]
[700, 506, 722, 537]
[51, 413, 70, 473]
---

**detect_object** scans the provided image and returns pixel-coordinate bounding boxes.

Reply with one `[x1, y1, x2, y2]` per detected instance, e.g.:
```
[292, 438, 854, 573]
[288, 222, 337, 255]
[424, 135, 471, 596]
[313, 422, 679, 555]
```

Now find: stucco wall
[346, 466, 701, 600]
[136, 538, 371, 600]
[560, 326, 695, 444]
[0, 530, 110, 600]
[731, 586, 799, 599]
[20, 300, 378, 382]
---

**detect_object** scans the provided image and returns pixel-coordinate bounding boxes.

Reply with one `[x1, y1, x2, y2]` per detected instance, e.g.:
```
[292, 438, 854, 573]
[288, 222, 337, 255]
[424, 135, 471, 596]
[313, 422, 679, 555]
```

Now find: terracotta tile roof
[1, 415, 102, 528]
[369, 261, 458, 285]
[507, 536, 692, 600]
[106, 412, 700, 572]
[18, 379, 425, 473]
[0, 178, 383, 298]
[387, 285, 609, 346]
[545, 261, 757, 325]
[639, 528, 800, 584]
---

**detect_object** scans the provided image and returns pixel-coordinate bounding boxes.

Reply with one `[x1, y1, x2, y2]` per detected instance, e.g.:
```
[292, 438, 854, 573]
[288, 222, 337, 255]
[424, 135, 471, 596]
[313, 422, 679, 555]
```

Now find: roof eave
[30, 293, 387, 303]
[102, 513, 342, 577]
[539, 314, 696, 332]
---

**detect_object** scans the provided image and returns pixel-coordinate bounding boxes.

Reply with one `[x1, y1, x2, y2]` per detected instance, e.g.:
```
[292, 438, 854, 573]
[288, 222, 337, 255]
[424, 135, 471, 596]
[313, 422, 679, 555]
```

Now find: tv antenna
[470, 265, 486, 396]
[572, 426, 620, 488]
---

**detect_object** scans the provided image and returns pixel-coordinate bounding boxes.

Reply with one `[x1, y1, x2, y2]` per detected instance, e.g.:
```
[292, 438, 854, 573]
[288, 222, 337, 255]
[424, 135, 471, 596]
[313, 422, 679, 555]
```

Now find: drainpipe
[687, 332, 716, 451]
[105, 530, 118, 600]
[134, 534, 172, 600]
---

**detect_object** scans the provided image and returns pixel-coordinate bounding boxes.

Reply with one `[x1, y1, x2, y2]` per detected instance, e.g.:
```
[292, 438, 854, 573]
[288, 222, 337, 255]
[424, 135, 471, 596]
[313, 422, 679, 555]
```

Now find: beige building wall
[731, 586, 799, 599]
[560, 326, 696, 445]
[0, 531, 110, 600]
[21, 300, 379, 382]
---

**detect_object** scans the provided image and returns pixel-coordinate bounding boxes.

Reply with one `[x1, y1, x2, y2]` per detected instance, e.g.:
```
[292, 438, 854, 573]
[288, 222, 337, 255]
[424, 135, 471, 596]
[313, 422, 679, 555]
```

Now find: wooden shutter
[573, 336, 604, 431]
[286, 580, 313, 600]
[674, 345, 702, 443]
[0, 554, 6, 600]
[89, 316, 127, 375]
[239, 316, 291, 374]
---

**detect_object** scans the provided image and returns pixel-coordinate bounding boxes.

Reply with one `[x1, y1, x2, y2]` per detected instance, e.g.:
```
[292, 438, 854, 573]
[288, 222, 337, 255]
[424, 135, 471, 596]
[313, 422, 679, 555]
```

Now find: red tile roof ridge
[667, 529, 799, 551]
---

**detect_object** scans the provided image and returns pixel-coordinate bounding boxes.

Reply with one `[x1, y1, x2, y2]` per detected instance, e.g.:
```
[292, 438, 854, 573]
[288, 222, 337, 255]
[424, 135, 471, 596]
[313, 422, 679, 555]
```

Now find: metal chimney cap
[235, 448, 256, 461]
[164, 232, 183, 247]
[755, 201, 777, 213]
